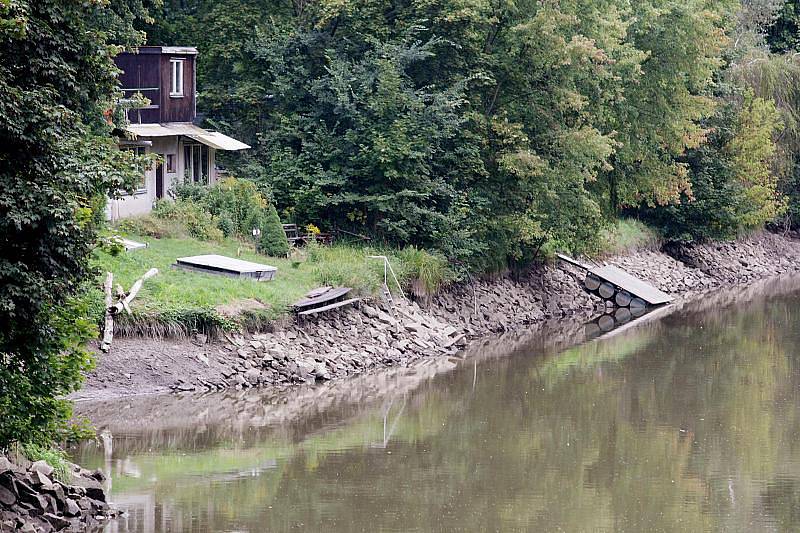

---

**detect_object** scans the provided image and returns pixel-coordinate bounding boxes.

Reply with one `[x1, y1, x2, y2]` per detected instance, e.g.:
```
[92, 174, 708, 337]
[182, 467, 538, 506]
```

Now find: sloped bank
[78, 230, 800, 400]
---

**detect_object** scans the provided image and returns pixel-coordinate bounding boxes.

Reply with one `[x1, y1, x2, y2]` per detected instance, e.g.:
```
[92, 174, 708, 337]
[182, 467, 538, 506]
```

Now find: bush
[259, 203, 290, 257]
[396, 246, 453, 298]
[642, 96, 784, 242]
[152, 199, 223, 241]
[600, 219, 662, 255]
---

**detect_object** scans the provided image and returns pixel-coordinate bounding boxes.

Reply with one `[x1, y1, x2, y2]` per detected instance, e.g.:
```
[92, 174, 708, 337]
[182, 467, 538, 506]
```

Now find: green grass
[600, 218, 662, 256]
[93, 229, 453, 337]
[12, 443, 72, 483]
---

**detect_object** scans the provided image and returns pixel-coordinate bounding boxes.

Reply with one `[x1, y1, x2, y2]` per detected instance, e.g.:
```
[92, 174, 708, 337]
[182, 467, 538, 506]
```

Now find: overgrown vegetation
[93, 227, 453, 337]
[0, 1, 149, 449]
[141, 0, 792, 257]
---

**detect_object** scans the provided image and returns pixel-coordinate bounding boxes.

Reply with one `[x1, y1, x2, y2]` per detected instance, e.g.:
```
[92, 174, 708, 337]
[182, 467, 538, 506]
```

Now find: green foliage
[143, 0, 767, 261]
[600, 219, 663, 255]
[259, 203, 290, 257]
[0, 0, 149, 449]
[175, 177, 288, 255]
[395, 247, 452, 299]
[19, 443, 71, 483]
[153, 199, 224, 241]
[767, 0, 800, 52]
[642, 96, 785, 242]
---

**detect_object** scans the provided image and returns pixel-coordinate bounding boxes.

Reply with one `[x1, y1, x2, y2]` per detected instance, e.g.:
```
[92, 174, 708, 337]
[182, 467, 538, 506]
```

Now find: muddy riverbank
[75, 230, 800, 401]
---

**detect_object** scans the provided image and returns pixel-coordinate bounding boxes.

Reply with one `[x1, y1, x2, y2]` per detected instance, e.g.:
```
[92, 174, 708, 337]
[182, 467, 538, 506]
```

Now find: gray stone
[30, 461, 53, 478]
[42, 512, 70, 530]
[64, 499, 81, 517]
[0, 484, 16, 506]
[243, 368, 261, 385]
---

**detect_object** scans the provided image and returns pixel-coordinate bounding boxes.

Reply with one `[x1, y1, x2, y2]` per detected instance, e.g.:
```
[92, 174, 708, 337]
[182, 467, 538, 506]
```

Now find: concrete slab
[590, 264, 673, 305]
[174, 254, 277, 281]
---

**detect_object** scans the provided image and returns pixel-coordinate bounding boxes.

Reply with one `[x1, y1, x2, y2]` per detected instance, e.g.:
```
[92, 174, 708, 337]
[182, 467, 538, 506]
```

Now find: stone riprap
[0, 455, 116, 532]
[81, 230, 800, 400]
[169, 299, 469, 393]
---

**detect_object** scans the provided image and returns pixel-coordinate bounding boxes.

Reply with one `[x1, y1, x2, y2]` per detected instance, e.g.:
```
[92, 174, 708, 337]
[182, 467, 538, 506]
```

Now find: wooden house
[108, 46, 249, 219]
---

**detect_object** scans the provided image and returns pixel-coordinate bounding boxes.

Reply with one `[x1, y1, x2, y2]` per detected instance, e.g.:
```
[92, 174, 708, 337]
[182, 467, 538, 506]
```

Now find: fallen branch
[100, 272, 114, 353]
[108, 268, 158, 316]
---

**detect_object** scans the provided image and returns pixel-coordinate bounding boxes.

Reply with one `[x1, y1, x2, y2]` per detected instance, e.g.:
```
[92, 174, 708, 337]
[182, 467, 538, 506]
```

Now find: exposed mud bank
[76, 230, 800, 401]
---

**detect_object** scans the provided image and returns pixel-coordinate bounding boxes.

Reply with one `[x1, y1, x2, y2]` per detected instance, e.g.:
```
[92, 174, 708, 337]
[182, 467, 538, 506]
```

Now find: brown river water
[70, 276, 800, 532]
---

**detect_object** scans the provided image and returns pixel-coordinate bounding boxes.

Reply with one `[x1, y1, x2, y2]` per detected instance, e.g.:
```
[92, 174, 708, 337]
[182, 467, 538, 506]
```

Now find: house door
[155, 156, 164, 199]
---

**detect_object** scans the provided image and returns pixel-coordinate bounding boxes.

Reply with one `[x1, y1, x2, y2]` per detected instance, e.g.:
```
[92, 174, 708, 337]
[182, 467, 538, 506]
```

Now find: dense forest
[140, 0, 800, 268]
[2, 0, 800, 450]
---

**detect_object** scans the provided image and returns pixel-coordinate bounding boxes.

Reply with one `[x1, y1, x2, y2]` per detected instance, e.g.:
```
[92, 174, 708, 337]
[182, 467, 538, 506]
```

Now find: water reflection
[71, 275, 800, 532]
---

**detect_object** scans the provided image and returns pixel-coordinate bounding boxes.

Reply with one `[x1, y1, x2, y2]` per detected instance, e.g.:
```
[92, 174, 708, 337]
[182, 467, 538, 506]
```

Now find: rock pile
[170, 300, 468, 394]
[429, 264, 597, 335]
[613, 231, 800, 297]
[148, 230, 800, 398]
[0, 456, 114, 532]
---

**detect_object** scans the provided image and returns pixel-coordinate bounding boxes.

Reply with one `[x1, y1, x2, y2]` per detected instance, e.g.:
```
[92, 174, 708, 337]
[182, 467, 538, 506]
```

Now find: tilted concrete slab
[590, 264, 673, 305]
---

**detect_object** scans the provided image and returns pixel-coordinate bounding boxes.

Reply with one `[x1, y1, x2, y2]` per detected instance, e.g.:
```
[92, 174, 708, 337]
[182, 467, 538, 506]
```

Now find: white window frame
[170, 58, 184, 98]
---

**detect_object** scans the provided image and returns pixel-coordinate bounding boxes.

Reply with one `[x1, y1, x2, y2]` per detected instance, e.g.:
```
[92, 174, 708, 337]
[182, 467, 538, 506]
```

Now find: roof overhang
[124, 123, 250, 151]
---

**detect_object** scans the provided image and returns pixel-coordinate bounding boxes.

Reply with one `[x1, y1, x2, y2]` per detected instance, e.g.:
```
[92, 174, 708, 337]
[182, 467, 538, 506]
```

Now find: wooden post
[100, 272, 114, 353]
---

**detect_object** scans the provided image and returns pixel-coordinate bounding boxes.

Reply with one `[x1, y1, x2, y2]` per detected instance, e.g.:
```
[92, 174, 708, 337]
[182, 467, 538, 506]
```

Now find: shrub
[259, 203, 290, 257]
[396, 246, 453, 298]
[153, 199, 223, 242]
[642, 96, 784, 242]
[600, 219, 662, 255]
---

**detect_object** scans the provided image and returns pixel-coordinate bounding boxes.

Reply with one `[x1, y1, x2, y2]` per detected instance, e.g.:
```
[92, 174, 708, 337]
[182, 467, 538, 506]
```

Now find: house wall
[115, 48, 197, 125]
[159, 54, 196, 123]
[116, 50, 162, 124]
[106, 136, 219, 220]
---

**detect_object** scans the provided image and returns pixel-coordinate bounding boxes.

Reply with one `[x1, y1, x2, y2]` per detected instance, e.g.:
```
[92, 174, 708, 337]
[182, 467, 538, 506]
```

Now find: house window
[170, 58, 184, 97]
[183, 144, 209, 184]
[123, 146, 148, 193]
[166, 154, 176, 173]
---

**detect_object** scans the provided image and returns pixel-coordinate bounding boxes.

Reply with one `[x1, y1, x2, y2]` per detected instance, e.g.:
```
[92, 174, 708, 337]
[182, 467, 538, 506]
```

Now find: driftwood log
[100, 268, 158, 352]
[108, 268, 158, 316]
[100, 272, 114, 353]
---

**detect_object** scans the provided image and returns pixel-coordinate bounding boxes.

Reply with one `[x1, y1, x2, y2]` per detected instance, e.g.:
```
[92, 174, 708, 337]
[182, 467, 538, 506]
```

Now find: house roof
[124, 46, 199, 56]
[125, 123, 250, 151]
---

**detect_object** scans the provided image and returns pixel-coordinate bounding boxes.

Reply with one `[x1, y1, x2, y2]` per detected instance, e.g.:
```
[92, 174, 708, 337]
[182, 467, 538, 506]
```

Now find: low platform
[293, 287, 353, 311]
[557, 253, 673, 307]
[590, 264, 673, 305]
[174, 254, 277, 281]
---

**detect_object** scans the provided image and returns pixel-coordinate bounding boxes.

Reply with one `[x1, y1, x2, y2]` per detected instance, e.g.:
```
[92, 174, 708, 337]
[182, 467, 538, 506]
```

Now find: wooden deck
[293, 287, 353, 311]
[297, 297, 361, 316]
[174, 254, 277, 281]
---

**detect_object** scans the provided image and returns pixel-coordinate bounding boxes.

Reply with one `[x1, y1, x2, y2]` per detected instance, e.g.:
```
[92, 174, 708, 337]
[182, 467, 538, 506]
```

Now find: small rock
[0, 484, 16, 506]
[30, 461, 53, 477]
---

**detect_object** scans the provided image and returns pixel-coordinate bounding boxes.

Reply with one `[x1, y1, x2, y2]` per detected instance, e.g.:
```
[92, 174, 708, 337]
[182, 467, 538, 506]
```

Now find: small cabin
[108, 46, 249, 220]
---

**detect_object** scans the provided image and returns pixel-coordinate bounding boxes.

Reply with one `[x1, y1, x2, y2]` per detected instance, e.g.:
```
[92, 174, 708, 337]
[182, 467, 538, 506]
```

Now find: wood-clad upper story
[115, 46, 197, 124]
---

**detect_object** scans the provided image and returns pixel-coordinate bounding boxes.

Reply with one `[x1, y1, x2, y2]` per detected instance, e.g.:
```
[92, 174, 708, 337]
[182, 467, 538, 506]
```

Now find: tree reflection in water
[71, 275, 800, 532]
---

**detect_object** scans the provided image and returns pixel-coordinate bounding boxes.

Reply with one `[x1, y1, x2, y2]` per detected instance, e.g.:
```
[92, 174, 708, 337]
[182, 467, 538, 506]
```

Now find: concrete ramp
[557, 253, 673, 307]
[590, 265, 673, 305]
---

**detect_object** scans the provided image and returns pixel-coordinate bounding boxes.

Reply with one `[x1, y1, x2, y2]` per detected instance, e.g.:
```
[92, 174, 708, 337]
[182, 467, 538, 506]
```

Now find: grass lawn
[92, 233, 410, 335]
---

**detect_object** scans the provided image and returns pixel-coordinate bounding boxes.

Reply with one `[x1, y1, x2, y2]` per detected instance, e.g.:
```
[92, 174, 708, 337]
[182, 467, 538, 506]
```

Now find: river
[70, 277, 800, 532]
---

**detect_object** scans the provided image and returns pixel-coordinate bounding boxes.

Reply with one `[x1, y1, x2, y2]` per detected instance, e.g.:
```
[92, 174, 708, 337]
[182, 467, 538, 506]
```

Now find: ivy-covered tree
[0, 0, 150, 448]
